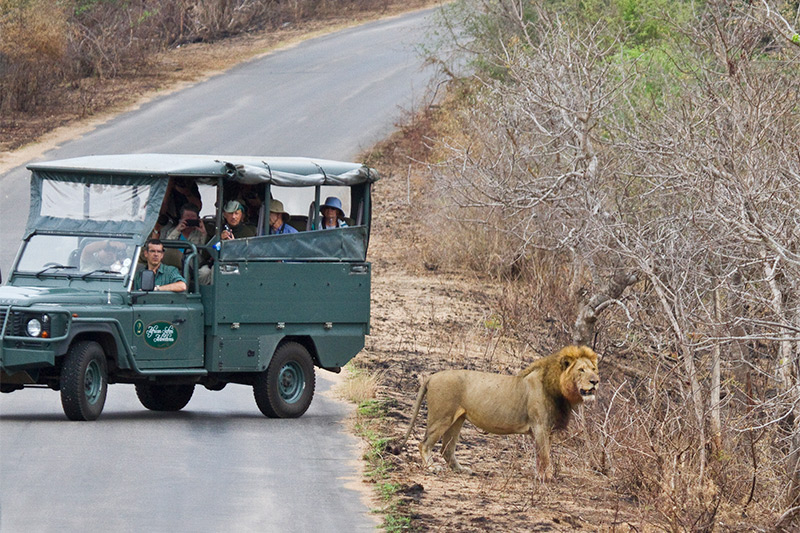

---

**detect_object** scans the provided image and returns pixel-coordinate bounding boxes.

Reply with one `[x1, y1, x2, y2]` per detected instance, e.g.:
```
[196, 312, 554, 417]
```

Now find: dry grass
[335, 363, 383, 404]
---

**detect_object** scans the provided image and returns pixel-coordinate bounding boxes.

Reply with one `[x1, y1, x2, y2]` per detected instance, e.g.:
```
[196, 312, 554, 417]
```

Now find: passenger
[152, 177, 202, 238]
[268, 199, 298, 235]
[164, 204, 208, 246]
[220, 200, 257, 240]
[133, 239, 187, 292]
[319, 196, 349, 229]
[80, 239, 129, 272]
[240, 186, 264, 227]
[164, 203, 213, 285]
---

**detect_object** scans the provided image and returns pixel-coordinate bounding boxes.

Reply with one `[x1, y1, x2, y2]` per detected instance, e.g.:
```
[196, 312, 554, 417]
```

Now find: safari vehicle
[0, 154, 376, 420]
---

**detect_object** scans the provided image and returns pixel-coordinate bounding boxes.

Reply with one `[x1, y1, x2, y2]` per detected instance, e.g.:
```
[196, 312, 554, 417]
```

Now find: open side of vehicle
[0, 154, 377, 420]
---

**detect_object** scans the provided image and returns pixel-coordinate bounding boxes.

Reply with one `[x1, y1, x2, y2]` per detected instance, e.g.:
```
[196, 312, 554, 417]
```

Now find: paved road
[0, 8, 441, 532]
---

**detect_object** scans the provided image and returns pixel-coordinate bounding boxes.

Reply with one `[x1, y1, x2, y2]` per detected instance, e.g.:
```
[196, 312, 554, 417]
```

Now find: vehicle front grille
[0, 307, 23, 336]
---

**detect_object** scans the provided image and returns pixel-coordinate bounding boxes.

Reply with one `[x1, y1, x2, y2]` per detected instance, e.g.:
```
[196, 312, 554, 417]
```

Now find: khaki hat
[223, 200, 245, 213]
[269, 199, 290, 221]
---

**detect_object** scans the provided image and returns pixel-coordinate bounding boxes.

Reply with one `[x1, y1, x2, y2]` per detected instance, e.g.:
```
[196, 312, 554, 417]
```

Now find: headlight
[26, 318, 42, 337]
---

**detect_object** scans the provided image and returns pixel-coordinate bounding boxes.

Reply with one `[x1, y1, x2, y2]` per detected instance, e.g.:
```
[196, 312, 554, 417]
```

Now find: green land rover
[0, 154, 376, 420]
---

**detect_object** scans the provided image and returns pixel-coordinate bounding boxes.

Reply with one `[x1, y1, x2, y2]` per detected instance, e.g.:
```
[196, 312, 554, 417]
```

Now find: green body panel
[212, 261, 370, 324]
[204, 261, 370, 371]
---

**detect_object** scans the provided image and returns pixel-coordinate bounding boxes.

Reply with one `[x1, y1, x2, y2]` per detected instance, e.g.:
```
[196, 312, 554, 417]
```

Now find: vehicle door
[130, 291, 204, 369]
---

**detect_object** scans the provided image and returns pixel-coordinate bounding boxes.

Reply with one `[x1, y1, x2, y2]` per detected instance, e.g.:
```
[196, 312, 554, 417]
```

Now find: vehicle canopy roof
[26, 154, 378, 242]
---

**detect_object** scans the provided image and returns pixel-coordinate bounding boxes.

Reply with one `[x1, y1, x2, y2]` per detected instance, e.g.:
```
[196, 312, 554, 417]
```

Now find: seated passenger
[164, 203, 208, 245]
[133, 239, 187, 292]
[163, 203, 214, 285]
[152, 177, 202, 238]
[221, 200, 257, 240]
[240, 186, 264, 227]
[268, 199, 299, 235]
[319, 196, 349, 229]
[80, 239, 130, 272]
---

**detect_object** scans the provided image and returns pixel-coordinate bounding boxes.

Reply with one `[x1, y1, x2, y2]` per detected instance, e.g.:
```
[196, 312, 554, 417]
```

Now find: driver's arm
[156, 280, 187, 293]
[155, 266, 188, 293]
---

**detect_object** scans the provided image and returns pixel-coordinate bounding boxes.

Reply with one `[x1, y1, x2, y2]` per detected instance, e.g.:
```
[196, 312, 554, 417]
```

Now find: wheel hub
[84, 360, 102, 405]
[278, 362, 304, 403]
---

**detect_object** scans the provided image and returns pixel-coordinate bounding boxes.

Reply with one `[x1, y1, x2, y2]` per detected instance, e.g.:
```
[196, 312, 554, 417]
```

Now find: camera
[186, 219, 200, 227]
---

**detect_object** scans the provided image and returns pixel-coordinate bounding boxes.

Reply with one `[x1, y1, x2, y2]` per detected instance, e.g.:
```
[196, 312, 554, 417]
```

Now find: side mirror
[140, 269, 155, 292]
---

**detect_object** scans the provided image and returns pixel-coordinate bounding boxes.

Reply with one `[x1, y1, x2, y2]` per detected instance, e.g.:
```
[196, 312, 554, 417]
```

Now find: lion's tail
[396, 375, 430, 449]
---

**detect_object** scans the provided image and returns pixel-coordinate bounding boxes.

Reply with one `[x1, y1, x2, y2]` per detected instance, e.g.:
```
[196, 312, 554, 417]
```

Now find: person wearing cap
[268, 199, 299, 235]
[318, 196, 349, 229]
[221, 200, 256, 240]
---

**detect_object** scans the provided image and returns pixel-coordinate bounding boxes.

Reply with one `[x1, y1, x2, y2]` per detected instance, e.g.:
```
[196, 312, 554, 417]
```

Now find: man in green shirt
[134, 239, 187, 292]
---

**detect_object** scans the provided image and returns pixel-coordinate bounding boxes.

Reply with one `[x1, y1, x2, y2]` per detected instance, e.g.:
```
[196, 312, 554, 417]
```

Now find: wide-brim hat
[223, 200, 246, 214]
[269, 199, 290, 222]
[320, 196, 344, 218]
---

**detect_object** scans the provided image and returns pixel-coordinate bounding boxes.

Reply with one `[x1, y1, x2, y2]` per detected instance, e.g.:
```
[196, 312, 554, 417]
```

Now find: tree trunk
[710, 288, 722, 454]
[572, 269, 637, 347]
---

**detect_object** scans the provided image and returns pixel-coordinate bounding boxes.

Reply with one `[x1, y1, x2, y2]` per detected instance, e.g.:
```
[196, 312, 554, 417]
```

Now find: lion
[396, 345, 599, 481]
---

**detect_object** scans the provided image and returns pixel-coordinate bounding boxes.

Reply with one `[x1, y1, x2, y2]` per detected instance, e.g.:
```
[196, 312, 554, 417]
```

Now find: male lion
[397, 345, 599, 481]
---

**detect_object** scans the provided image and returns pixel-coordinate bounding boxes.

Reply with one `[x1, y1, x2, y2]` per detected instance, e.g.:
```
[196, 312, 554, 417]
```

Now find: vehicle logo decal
[134, 320, 144, 336]
[144, 321, 178, 349]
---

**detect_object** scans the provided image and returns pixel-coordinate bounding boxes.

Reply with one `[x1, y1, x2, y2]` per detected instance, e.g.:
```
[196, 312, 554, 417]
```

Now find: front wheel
[136, 383, 195, 411]
[60, 341, 108, 421]
[254, 342, 315, 418]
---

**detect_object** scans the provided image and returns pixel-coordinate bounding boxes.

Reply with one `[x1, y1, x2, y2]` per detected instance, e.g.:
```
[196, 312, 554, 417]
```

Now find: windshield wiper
[36, 264, 77, 277]
[80, 269, 120, 280]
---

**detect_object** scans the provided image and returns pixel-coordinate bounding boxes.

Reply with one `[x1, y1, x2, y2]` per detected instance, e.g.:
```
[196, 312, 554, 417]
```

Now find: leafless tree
[428, 0, 800, 523]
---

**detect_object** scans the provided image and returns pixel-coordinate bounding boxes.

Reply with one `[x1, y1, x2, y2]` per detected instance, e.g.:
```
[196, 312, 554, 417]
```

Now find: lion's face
[558, 348, 600, 404]
[572, 356, 599, 401]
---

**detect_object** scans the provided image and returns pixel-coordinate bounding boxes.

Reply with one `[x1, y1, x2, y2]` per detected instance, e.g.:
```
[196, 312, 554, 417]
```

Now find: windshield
[16, 235, 137, 278]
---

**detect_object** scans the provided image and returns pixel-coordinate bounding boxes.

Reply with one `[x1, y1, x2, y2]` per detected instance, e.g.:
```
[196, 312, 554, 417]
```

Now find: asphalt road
[0, 8, 441, 532]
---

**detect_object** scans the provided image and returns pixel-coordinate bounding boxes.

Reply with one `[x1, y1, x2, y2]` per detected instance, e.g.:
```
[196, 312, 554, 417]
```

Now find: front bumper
[0, 305, 70, 373]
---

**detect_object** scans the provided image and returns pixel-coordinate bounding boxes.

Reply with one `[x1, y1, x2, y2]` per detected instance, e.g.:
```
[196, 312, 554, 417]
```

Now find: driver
[133, 239, 186, 292]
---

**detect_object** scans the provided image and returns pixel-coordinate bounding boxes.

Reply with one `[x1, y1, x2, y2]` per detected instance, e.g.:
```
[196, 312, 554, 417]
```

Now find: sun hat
[320, 196, 344, 218]
[269, 199, 290, 222]
[223, 200, 246, 213]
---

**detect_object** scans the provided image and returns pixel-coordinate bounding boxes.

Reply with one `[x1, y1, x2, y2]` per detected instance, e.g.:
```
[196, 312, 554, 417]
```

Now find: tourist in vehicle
[80, 239, 130, 272]
[164, 204, 208, 245]
[319, 196, 349, 229]
[163, 203, 213, 285]
[240, 186, 264, 227]
[220, 200, 257, 240]
[151, 177, 202, 238]
[268, 199, 298, 235]
[133, 239, 187, 292]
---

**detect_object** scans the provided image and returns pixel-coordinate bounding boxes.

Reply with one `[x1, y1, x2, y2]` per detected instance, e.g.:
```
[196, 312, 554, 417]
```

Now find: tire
[60, 341, 108, 421]
[254, 342, 315, 418]
[135, 382, 195, 411]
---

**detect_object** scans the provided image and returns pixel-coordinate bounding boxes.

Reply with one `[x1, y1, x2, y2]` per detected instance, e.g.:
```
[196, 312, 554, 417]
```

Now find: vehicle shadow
[0, 409, 332, 423]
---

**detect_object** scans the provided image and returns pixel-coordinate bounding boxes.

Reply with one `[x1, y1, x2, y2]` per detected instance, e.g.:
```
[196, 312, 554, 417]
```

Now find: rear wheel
[60, 341, 108, 421]
[136, 382, 195, 411]
[254, 342, 315, 418]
